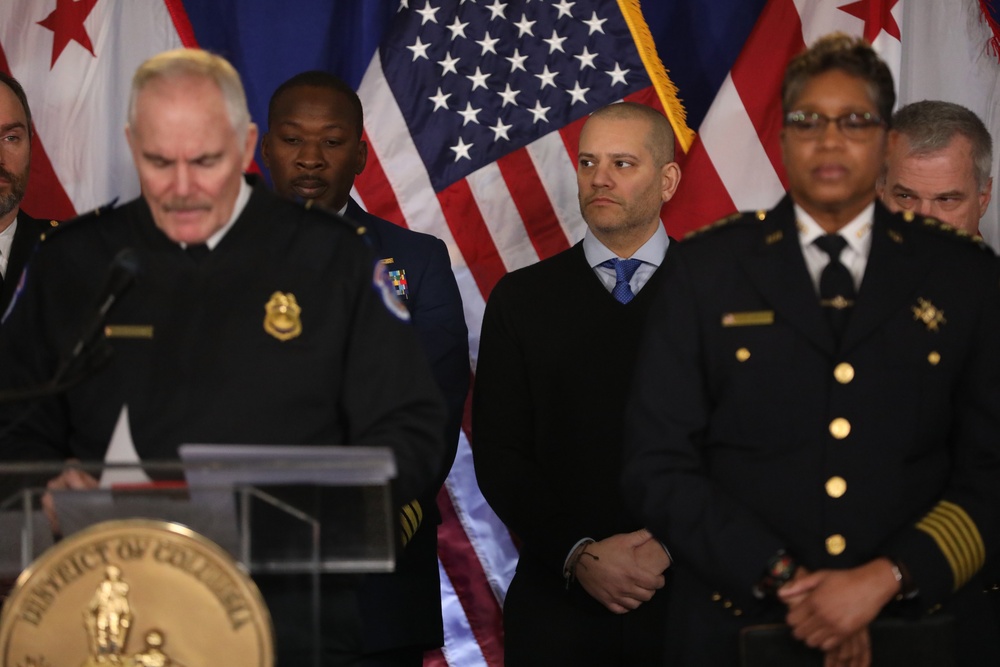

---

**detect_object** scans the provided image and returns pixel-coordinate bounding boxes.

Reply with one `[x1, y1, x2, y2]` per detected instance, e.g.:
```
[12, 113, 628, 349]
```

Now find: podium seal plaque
[0, 519, 273, 667]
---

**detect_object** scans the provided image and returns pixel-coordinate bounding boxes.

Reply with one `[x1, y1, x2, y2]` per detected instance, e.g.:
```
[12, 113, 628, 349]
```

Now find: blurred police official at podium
[0, 49, 446, 665]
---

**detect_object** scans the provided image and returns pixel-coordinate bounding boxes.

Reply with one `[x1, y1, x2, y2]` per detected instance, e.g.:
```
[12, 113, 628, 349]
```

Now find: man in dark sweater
[472, 102, 680, 665]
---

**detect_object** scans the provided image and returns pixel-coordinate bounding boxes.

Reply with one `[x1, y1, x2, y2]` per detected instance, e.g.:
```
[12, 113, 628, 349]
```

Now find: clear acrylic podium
[0, 445, 397, 577]
[0, 445, 398, 666]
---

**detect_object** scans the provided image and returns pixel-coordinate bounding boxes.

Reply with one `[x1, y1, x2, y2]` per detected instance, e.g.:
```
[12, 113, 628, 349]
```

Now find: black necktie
[186, 243, 210, 263]
[814, 234, 855, 340]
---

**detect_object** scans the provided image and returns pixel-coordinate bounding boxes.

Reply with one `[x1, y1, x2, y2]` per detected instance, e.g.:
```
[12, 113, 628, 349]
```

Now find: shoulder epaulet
[683, 211, 757, 240]
[300, 197, 368, 237]
[83, 198, 119, 219]
[896, 210, 992, 251]
[38, 218, 61, 242]
[40, 199, 118, 242]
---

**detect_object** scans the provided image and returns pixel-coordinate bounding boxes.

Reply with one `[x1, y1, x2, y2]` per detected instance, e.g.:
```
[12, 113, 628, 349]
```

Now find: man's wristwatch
[752, 549, 799, 599]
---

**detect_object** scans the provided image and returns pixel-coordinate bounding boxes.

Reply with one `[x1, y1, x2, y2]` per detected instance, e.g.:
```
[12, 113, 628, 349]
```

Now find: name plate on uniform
[722, 310, 774, 327]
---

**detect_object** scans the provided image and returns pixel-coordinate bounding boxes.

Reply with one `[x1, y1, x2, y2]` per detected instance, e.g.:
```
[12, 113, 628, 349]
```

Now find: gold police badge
[0, 519, 274, 667]
[263, 292, 302, 341]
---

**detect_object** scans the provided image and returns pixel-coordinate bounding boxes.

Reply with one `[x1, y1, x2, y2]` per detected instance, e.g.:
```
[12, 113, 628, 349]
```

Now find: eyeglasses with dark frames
[784, 111, 885, 140]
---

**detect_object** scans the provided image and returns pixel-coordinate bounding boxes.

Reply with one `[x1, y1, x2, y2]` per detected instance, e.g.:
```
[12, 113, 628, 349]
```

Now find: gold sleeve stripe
[938, 502, 986, 563]
[399, 500, 424, 547]
[919, 515, 974, 586]
[916, 516, 962, 584]
[916, 500, 985, 590]
[401, 506, 418, 532]
[410, 499, 424, 526]
[399, 512, 416, 547]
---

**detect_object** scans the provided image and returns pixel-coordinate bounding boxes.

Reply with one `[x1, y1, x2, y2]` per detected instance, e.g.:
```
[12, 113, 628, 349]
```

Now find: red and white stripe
[0, 0, 189, 220]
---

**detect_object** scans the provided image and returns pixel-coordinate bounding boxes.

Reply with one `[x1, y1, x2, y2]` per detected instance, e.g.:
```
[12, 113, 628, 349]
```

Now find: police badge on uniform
[263, 291, 302, 341]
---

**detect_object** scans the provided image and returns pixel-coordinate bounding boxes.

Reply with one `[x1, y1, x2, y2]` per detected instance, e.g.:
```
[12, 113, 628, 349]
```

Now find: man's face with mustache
[0, 82, 30, 223]
[126, 74, 257, 245]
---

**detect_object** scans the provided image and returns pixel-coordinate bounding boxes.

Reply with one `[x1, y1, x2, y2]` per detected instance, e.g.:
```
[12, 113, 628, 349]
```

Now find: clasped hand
[777, 558, 901, 667]
[574, 528, 670, 614]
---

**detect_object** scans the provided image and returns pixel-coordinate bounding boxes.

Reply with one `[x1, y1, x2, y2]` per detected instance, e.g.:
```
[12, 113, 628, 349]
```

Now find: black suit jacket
[1, 211, 52, 316]
[624, 197, 1000, 664]
[345, 198, 470, 654]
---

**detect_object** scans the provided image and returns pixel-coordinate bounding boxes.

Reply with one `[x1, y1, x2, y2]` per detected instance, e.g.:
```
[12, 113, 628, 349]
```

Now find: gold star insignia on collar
[912, 298, 946, 332]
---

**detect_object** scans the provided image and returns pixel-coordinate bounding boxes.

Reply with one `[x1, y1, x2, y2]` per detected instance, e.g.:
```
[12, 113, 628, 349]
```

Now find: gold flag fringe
[617, 0, 696, 153]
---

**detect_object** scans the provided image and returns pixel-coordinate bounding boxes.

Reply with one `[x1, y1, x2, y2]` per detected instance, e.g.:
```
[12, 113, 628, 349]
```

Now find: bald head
[587, 101, 676, 167]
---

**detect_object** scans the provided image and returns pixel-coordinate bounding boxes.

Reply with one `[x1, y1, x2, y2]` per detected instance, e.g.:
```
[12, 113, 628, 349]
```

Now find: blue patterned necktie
[601, 258, 643, 304]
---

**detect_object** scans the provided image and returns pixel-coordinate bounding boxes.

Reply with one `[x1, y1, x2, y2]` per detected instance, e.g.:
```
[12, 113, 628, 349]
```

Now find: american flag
[356, 0, 690, 308]
[3, 2, 1000, 666]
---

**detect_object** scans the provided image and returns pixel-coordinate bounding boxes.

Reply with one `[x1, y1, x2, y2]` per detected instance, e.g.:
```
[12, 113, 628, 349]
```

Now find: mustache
[0, 165, 25, 186]
[0, 165, 27, 217]
[162, 199, 212, 213]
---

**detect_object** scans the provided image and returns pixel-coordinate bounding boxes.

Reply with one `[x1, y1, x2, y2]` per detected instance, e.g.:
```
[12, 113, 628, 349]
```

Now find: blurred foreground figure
[0, 49, 445, 666]
[624, 34, 1000, 667]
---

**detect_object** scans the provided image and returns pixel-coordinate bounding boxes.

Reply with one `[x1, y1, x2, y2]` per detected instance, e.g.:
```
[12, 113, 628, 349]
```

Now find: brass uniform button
[826, 534, 846, 555]
[711, 592, 721, 602]
[927, 351, 941, 366]
[825, 476, 847, 498]
[833, 362, 854, 384]
[829, 418, 851, 439]
[723, 600, 732, 608]
[736, 347, 751, 362]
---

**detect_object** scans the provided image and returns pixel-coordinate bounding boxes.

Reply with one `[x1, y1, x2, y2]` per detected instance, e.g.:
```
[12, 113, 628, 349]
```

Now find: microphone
[66, 247, 141, 362]
[0, 248, 141, 441]
[0, 248, 141, 404]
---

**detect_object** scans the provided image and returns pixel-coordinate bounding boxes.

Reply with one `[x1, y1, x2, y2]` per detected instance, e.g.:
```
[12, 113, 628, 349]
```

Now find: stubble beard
[0, 164, 28, 218]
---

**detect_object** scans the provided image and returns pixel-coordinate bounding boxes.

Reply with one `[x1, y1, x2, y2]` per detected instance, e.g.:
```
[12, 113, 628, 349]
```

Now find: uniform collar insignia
[912, 297, 946, 332]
